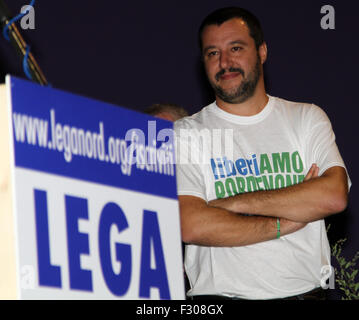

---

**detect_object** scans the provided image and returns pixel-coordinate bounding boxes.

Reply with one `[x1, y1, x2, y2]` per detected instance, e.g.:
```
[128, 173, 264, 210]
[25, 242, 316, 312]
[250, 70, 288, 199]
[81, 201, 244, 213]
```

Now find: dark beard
[211, 56, 262, 104]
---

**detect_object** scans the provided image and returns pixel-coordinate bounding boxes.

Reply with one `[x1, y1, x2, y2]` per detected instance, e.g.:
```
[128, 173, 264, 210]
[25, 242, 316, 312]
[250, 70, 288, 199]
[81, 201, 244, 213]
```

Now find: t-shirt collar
[209, 95, 274, 125]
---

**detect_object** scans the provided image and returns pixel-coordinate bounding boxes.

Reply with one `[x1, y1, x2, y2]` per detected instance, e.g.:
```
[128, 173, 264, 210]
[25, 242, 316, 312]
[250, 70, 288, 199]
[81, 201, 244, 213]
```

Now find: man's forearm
[180, 196, 305, 247]
[209, 166, 348, 223]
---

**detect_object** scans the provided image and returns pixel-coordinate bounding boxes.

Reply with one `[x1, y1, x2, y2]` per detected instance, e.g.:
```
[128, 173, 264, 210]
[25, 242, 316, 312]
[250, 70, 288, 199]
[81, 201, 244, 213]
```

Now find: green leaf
[350, 270, 358, 280]
[339, 257, 346, 267]
[326, 224, 331, 233]
[330, 237, 359, 300]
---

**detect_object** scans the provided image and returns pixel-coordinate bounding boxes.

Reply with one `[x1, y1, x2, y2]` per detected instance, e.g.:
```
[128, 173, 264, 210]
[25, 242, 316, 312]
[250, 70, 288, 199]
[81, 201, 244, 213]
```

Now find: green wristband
[276, 218, 280, 239]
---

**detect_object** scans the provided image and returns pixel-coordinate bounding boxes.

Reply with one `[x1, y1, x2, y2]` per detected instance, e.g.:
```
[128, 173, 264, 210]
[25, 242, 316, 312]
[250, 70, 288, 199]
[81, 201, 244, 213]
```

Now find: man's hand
[269, 164, 320, 234]
[303, 163, 319, 181]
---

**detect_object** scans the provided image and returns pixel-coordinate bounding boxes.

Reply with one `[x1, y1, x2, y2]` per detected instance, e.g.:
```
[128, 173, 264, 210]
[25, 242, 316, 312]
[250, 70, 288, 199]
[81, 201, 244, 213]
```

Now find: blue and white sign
[7, 76, 184, 299]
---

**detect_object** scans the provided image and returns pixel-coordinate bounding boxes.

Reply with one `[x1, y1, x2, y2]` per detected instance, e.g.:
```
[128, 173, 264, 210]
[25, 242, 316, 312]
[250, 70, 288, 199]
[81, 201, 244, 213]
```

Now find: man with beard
[174, 7, 350, 300]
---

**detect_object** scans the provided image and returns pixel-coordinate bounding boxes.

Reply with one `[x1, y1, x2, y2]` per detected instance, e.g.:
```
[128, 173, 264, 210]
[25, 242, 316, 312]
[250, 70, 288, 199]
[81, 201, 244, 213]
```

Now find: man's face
[201, 18, 265, 104]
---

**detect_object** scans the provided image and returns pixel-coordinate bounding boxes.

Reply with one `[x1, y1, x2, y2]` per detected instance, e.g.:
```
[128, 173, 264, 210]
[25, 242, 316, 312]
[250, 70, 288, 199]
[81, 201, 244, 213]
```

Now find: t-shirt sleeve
[304, 104, 351, 187]
[174, 124, 207, 200]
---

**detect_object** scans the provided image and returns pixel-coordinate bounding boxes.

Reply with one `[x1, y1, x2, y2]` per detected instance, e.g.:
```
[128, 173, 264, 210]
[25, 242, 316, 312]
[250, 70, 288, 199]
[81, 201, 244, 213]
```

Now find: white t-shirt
[174, 95, 349, 299]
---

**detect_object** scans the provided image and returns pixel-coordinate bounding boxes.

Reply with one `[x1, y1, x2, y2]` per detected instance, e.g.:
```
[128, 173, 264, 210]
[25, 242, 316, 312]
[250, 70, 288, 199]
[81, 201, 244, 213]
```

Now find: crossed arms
[179, 164, 348, 247]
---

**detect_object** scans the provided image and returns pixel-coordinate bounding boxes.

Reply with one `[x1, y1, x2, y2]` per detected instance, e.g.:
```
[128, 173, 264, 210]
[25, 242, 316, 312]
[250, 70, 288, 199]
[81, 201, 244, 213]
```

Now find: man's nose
[219, 51, 231, 70]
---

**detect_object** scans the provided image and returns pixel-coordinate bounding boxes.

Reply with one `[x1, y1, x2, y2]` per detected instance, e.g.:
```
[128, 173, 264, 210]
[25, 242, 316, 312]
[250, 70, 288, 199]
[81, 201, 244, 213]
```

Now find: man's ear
[259, 42, 268, 64]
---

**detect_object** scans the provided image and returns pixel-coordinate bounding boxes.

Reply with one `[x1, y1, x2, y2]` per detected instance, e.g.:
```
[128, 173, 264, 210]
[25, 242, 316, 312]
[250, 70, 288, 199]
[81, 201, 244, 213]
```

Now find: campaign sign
[6, 76, 184, 299]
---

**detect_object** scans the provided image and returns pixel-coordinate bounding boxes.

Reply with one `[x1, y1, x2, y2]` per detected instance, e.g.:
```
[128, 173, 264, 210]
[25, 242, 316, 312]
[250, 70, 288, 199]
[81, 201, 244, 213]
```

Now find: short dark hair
[198, 7, 265, 52]
[144, 103, 189, 120]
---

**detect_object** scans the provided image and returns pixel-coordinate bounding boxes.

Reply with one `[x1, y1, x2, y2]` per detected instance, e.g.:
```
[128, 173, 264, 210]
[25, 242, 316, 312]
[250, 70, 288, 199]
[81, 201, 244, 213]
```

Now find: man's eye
[232, 46, 243, 52]
[207, 51, 218, 57]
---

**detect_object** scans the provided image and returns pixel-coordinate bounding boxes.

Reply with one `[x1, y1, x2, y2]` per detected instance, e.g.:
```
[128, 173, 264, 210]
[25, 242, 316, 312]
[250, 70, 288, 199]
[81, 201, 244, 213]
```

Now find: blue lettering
[210, 158, 218, 180]
[245, 159, 254, 174]
[235, 158, 248, 175]
[223, 157, 236, 177]
[34, 189, 61, 288]
[216, 158, 225, 178]
[99, 202, 132, 296]
[252, 154, 260, 176]
[65, 195, 93, 291]
[139, 210, 170, 299]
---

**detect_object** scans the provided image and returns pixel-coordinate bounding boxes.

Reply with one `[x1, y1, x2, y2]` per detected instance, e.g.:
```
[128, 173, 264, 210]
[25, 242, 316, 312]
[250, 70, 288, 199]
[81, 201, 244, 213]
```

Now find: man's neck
[216, 87, 269, 117]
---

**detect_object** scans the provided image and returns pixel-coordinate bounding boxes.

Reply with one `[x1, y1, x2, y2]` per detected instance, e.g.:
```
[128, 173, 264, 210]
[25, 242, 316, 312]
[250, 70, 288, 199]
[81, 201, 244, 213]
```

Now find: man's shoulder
[174, 102, 215, 131]
[271, 95, 325, 117]
[272, 95, 314, 109]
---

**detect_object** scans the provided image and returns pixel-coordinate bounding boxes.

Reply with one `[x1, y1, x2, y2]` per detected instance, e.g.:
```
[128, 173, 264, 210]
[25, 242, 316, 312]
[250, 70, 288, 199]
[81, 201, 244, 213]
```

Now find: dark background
[0, 0, 358, 299]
